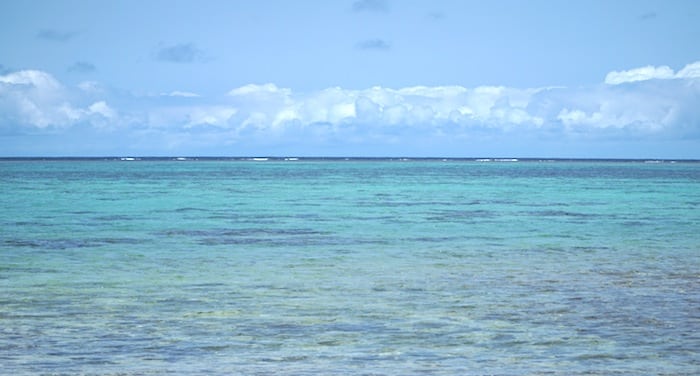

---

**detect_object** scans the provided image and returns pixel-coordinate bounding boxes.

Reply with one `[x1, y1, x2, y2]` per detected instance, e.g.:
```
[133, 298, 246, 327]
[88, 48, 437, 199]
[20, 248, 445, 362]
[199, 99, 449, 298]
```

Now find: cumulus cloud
[0, 69, 62, 88]
[356, 39, 391, 50]
[676, 61, 700, 79]
[36, 29, 79, 42]
[605, 61, 700, 85]
[2, 60, 699, 155]
[222, 83, 546, 133]
[88, 101, 116, 119]
[155, 43, 205, 63]
[542, 77, 697, 136]
[0, 70, 117, 128]
[352, 0, 389, 13]
[218, 64, 700, 142]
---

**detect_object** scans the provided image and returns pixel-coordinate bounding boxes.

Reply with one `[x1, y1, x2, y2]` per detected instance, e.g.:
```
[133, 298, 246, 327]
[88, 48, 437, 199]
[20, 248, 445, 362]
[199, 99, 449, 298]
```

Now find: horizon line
[1, 156, 698, 162]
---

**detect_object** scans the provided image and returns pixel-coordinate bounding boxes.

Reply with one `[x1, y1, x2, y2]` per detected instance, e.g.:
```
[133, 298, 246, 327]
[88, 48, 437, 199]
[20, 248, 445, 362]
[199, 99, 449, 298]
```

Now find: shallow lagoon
[1, 159, 699, 375]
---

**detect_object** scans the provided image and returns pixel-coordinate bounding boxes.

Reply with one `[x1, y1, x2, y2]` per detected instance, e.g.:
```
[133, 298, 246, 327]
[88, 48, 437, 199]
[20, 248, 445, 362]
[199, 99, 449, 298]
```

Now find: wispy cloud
[67, 61, 96, 73]
[351, 0, 389, 13]
[162, 91, 201, 98]
[639, 11, 657, 20]
[427, 12, 445, 20]
[155, 43, 205, 63]
[356, 38, 391, 50]
[36, 29, 79, 42]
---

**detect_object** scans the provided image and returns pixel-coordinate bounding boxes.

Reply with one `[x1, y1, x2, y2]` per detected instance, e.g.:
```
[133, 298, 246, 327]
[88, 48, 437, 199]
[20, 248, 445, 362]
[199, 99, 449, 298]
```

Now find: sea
[1, 157, 699, 375]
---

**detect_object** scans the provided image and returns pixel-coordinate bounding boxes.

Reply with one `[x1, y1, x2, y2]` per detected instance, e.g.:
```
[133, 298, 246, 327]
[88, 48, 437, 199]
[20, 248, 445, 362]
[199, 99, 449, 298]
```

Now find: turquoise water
[1, 159, 699, 375]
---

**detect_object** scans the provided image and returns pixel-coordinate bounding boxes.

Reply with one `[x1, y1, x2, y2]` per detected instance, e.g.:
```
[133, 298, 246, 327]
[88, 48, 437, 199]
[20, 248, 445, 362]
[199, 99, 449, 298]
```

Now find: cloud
[147, 105, 237, 129]
[217, 64, 700, 142]
[155, 43, 205, 63]
[427, 12, 445, 20]
[677, 61, 700, 79]
[88, 101, 116, 119]
[352, 0, 389, 13]
[0, 70, 117, 129]
[2, 60, 699, 156]
[356, 39, 391, 50]
[639, 11, 657, 20]
[605, 65, 674, 85]
[163, 91, 200, 98]
[605, 61, 700, 85]
[36, 29, 79, 42]
[228, 83, 290, 97]
[67, 61, 96, 73]
[77, 81, 104, 93]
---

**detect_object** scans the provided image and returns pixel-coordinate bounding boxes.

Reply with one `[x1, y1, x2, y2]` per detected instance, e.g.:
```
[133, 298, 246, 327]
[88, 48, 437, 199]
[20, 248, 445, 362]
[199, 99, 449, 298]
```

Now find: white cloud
[676, 61, 700, 79]
[78, 81, 104, 93]
[605, 61, 700, 85]
[163, 91, 200, 98]
[1, 61, 699, 154]
[88, 101, 116, 118]
[224, 83, 545, 130]
[146, 105, 238, 129]
[228, 83, 290, 97]
[557, 108, 603, 127]
[605, 65, 674, 85]
[0, 70, 117, 128]
[185, 107, 237, 128]
[0, 70, 63, 90]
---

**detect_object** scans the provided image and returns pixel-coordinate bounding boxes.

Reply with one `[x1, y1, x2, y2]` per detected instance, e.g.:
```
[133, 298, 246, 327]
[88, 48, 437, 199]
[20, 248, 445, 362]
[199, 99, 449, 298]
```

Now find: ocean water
[1, 158, 699, 375]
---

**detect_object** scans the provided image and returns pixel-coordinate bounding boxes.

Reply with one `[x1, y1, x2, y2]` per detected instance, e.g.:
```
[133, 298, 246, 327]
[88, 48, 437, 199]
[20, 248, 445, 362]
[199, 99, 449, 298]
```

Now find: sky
[1, 0, 699, 158]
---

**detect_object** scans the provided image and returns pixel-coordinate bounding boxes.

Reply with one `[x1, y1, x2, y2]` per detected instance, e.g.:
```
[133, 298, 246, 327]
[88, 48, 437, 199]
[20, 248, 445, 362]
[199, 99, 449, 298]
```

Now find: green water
[1, 159, 699, 375]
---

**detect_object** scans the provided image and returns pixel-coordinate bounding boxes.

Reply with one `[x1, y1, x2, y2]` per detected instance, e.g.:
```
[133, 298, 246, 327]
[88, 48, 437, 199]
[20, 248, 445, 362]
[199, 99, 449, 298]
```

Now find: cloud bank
[1, 61, 699, 156]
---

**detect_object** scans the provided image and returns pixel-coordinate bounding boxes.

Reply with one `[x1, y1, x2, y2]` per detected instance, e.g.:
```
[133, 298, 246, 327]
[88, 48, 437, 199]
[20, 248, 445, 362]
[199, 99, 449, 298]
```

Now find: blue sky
[1, 0, 699, 157]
